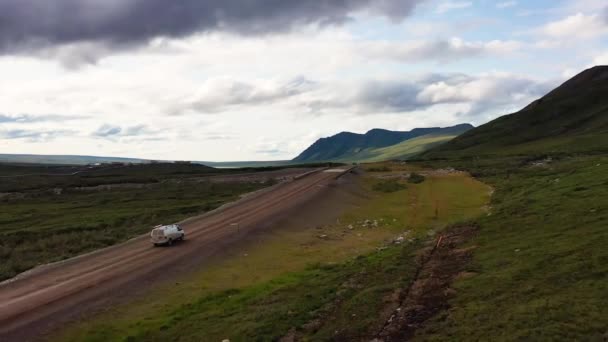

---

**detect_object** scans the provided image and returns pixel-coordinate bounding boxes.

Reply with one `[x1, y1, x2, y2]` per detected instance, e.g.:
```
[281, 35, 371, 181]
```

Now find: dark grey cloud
[0, 0, 424, 55]
[0, 113, 86, 123]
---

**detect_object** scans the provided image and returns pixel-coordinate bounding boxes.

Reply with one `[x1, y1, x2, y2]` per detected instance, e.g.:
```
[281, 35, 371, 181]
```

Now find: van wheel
[178, 235, 184, 241]
[167, 239, 173, 246]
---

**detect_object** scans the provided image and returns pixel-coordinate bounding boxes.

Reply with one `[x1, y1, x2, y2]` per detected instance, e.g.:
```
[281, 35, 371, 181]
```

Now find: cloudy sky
[1, 0, 607, 161]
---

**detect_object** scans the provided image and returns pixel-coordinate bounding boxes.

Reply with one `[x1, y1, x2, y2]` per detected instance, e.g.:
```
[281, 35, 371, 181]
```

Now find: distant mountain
[424, 66, 608, 158]
[293, 124, 473, 162]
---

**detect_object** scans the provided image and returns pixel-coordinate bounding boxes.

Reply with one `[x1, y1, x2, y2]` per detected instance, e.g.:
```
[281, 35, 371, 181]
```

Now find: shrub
[372, 180, 406, 193]
[408, 173, 426, 184]
[367, 166, 391, 172]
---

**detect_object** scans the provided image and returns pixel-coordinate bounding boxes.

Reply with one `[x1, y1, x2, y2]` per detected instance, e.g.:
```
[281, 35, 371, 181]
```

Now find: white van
[151, 224, 185, 246]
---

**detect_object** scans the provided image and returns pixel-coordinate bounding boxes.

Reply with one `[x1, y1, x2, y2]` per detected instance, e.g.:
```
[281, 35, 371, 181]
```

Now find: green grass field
[413, 155, 608, 340]
[56, 164, 490, 341]
[0, 163, 271, 281]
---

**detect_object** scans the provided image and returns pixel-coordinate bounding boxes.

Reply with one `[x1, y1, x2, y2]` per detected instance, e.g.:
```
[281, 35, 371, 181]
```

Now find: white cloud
[173, 76, 316, 114]
[593, 52, 608, 65]
[542, 13, 607, 39]
[436, 1, 473, 14]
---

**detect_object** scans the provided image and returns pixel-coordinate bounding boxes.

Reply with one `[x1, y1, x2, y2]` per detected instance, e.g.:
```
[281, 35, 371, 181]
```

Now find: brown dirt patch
[375, 224, 478, 341]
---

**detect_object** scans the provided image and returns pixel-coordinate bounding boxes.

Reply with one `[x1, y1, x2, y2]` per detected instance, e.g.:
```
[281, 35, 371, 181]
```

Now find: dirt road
[0, 167, 354, 341]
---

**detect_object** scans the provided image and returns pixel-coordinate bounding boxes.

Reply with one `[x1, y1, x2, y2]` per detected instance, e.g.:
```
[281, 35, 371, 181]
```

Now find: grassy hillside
[425, 66, 608, 158]
[294, 124, 472, 162]
[337, 133, 462, 163]
[412, 155, 608, 340]
[406, 66, 608, 339]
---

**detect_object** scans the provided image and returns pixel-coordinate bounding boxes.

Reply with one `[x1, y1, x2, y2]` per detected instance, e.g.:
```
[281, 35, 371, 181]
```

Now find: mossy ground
[56, 164, 490, 341]
[415, 155, 608, 341]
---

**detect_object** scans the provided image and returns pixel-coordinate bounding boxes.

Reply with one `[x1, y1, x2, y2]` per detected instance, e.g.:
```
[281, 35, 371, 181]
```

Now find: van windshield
[152, 229, 165, 237]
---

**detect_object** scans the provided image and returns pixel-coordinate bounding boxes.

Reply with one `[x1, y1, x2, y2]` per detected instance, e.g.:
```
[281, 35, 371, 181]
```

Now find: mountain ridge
[294, 124, 473, 162]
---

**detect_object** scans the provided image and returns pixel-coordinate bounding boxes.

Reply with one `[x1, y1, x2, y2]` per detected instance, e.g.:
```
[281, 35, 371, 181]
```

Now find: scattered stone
[530, 157, 552, 167]
[347, 224, 354, 230]
[222, 340, 230, 342]
[318, 234, 329, 240]
[515, 249, 520, 252]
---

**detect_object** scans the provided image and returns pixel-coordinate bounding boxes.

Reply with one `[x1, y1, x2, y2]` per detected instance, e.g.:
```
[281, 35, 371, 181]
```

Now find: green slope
[336, 133, 461, 162]
[425, 66, 608, 158]
[410, 66, 608, 339]
[295, 124, 472, 163]
[294, 124, 473, 162]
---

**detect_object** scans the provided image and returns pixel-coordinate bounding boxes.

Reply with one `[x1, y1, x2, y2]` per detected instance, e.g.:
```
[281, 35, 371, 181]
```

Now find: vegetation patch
[57, 164, 490, 341]
[413, 155, 608, 341]
[0, 164, 271, 281]
[367, 166, 392, 172]
[408, 172, 426, 184]
[372, 179, 407, 193]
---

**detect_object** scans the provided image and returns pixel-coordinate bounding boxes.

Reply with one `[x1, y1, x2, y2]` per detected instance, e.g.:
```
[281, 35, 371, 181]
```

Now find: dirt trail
[0, 167, 355, 342]
[375, 225, 478, 341]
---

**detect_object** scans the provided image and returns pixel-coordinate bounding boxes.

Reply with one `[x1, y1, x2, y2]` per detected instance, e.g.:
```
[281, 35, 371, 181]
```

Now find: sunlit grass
[57, 165, 490, 341]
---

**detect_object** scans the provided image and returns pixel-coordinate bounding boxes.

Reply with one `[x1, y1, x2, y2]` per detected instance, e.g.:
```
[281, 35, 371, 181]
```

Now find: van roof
[154, 224, 178, 230]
